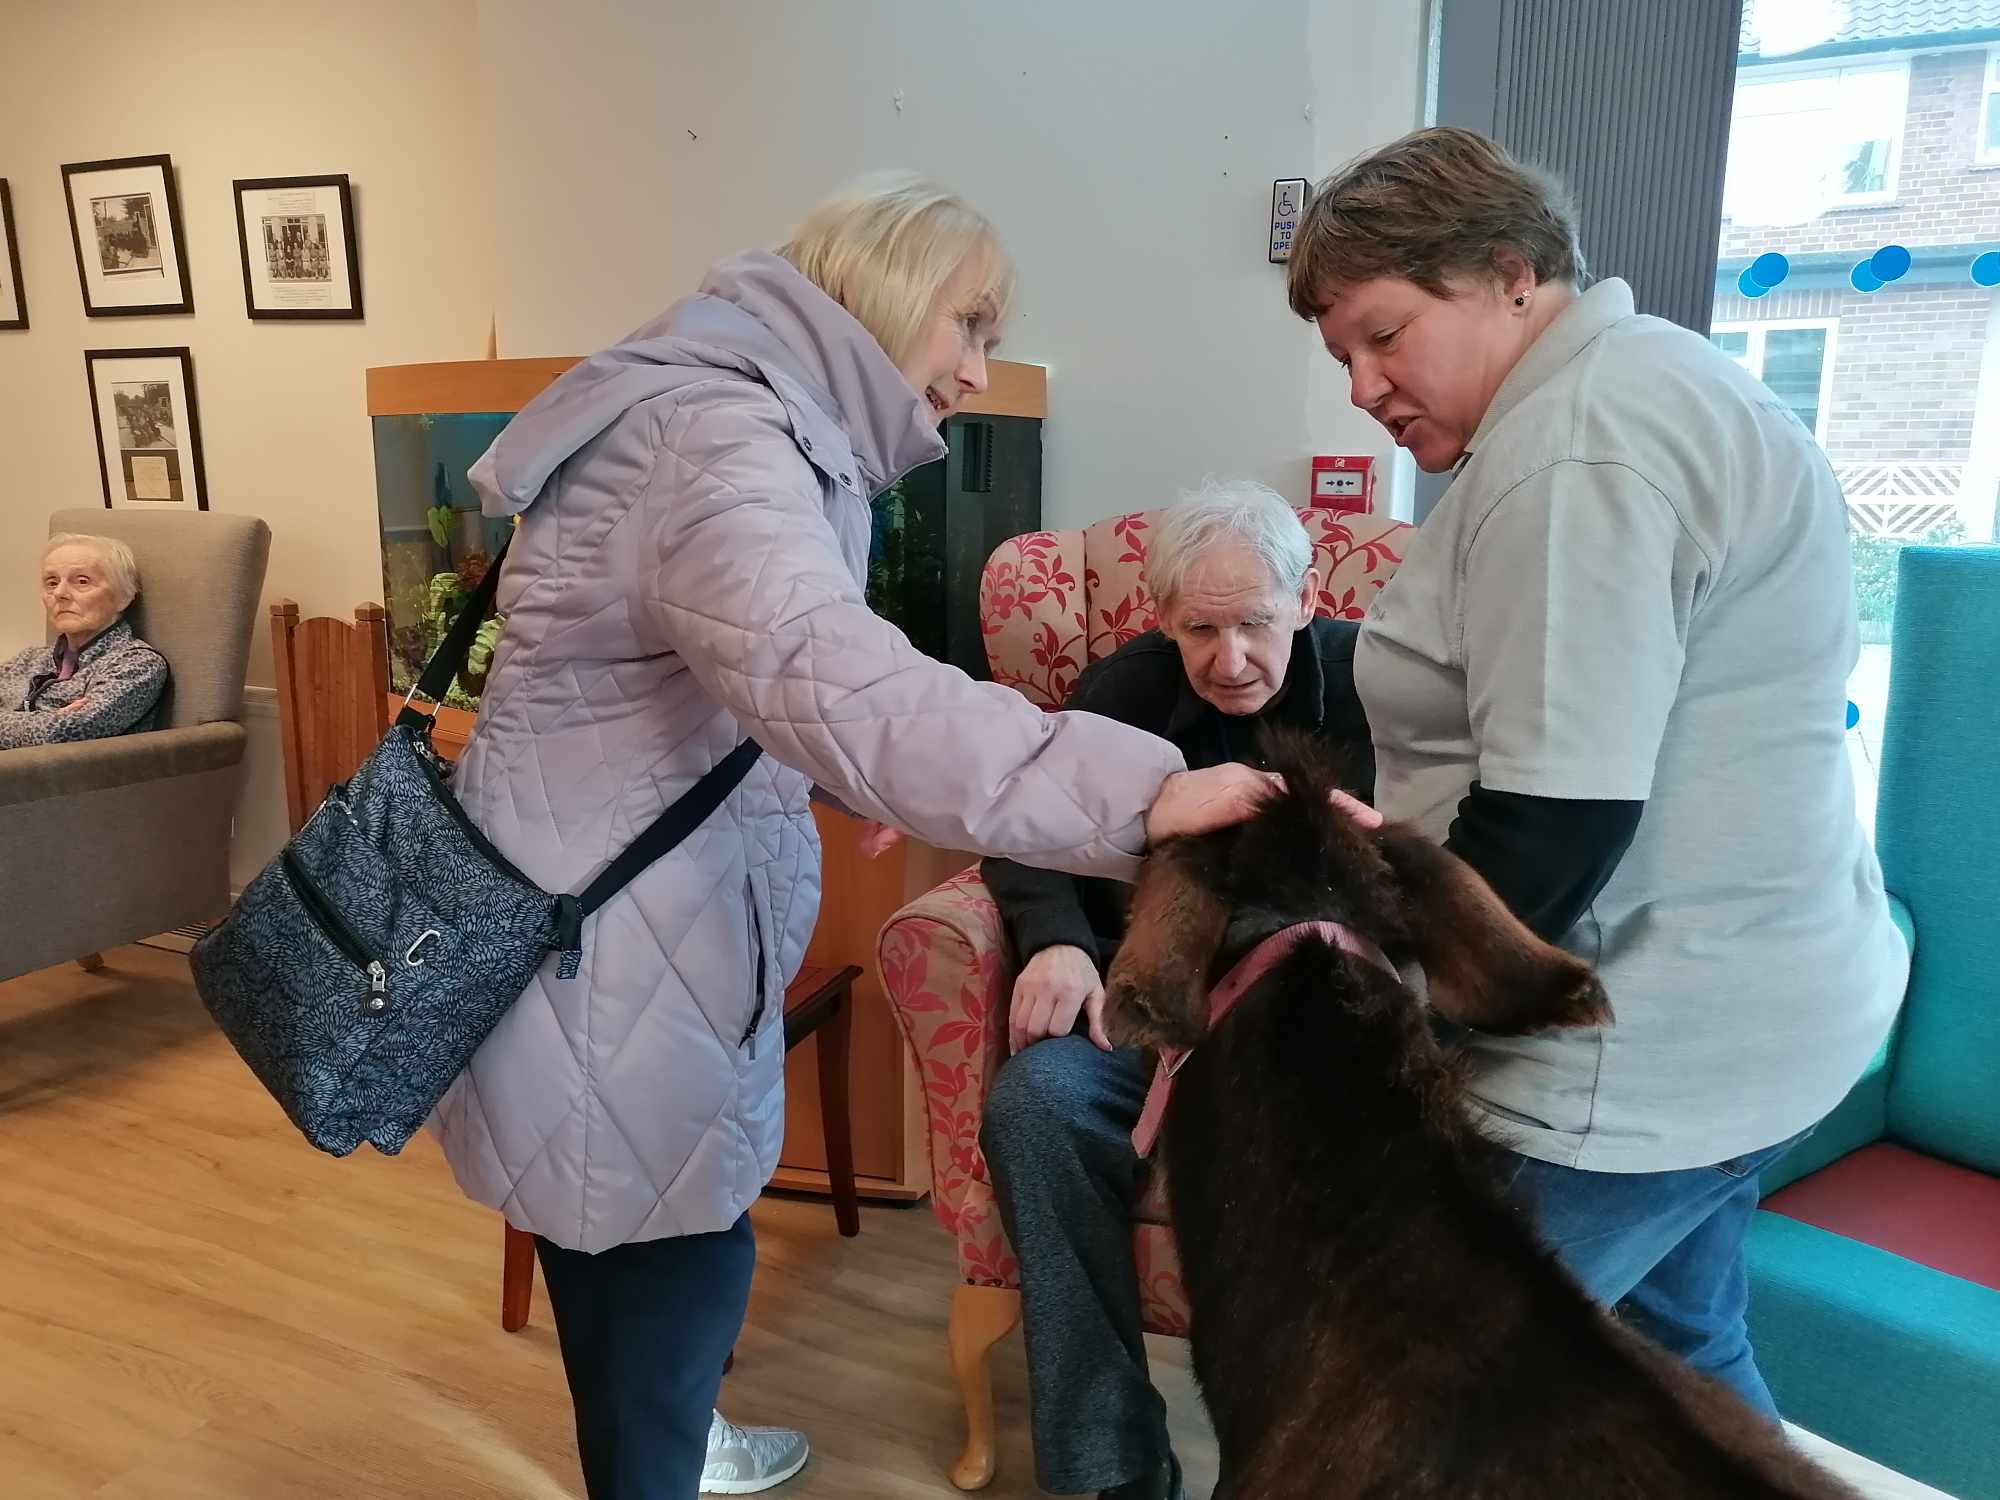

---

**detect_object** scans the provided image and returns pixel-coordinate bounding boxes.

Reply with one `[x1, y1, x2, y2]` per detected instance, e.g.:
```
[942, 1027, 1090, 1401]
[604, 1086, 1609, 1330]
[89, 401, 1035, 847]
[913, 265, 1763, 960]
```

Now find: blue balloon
[1845, 700, 1860, 731]
[1749, 252, 1790, 289]
[1870, 243, 1912, 281]
[1851, 260, 1884, 293]
[1974, 250, 2000, 288]
[1737, 267, 1772, 299]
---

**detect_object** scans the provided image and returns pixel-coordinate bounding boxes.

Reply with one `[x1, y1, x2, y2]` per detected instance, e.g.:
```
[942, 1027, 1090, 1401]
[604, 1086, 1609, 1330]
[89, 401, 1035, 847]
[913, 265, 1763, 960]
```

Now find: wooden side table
[500, 961, 866, 1331]
[781, 963, 865, 1238]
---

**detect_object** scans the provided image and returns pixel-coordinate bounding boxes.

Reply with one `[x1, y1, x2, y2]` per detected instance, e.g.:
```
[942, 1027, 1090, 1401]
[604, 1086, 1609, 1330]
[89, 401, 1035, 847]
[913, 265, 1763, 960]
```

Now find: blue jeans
[983, 1036, 1166, 1495]
[534, 1214, 757, 1500]
[1500, 1132, 1807, 1422]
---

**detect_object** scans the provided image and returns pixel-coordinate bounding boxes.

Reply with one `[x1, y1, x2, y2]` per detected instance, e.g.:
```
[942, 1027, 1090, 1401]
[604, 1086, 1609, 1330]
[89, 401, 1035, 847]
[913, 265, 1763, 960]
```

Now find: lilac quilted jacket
[432, 253, 1185, 1250]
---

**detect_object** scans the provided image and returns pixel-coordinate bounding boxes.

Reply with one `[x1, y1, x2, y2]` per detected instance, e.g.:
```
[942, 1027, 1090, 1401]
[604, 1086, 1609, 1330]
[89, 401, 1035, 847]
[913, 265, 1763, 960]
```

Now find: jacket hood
[469, 251, 947, 517]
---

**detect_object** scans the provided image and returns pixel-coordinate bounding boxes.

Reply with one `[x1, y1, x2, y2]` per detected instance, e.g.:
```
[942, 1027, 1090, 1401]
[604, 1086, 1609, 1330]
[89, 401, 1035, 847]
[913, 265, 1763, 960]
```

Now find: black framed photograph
[61, 154, 194, 316]
[0, 180, 25, 330]
[233, 174, 362, 319]
[85, 347, 207, 511]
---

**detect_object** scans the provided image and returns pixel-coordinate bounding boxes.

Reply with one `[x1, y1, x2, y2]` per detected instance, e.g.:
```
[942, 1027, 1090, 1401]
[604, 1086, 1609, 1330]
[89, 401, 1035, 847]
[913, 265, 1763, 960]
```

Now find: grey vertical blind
[1433, 0, 1744, 335]
[1414, 0, 1743, 520]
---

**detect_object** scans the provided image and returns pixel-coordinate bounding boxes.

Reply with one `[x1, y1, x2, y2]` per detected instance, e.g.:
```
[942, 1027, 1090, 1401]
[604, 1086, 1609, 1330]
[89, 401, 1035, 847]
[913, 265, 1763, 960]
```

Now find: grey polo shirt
[1356, 278, 1906, 1173]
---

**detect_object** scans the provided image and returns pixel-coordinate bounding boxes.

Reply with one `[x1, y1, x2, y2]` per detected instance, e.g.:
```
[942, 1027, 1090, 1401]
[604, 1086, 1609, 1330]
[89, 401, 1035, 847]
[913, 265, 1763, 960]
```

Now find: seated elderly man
[979, 480, 1374, 1500]
[1, 533, 168, 750]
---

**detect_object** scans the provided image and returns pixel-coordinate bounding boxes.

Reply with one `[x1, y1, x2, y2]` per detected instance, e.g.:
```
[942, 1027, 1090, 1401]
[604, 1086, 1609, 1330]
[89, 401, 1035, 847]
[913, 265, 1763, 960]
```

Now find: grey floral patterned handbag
[191, 540, 760, 1156]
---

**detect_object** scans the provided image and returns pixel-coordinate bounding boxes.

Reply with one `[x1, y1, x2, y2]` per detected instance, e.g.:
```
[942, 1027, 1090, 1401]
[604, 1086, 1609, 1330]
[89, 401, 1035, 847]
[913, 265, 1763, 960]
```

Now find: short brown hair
[1286, 127, 1585, 320]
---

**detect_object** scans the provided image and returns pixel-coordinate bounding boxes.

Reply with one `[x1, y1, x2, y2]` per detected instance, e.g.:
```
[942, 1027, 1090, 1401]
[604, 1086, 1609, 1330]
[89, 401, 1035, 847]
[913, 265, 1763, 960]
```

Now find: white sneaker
[700, 1409, 810, 1494]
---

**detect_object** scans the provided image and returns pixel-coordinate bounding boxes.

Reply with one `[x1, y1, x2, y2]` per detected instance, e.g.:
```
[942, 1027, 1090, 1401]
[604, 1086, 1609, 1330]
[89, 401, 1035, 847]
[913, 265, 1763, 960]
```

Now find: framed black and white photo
[85, 347, 207, 511]
[61, 155, 193, 316]
[233, 174, 362, 319]
[0, 180, 26, 330]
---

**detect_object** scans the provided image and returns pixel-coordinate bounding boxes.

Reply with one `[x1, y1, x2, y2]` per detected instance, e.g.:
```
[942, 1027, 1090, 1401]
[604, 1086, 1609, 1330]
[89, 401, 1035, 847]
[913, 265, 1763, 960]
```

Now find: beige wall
[0, 0, 496, 681]
[2, 1, 496, 883]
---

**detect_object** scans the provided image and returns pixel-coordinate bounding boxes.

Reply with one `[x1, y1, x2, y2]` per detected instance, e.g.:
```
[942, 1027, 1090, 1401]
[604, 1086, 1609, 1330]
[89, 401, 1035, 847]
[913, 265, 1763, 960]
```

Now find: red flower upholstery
[979, 507, 1408, 711]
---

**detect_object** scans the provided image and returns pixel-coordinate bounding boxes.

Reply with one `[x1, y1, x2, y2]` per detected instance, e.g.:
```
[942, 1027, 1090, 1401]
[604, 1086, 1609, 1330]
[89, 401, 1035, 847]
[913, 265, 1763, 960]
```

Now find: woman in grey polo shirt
[1284, 127, 1905, 1421]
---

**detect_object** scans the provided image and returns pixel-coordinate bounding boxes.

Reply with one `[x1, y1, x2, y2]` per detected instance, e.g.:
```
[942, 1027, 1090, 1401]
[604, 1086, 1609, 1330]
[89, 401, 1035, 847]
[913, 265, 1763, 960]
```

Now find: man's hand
[1144, 763, 1286, 844]
[1008, 943, 1109, 1054]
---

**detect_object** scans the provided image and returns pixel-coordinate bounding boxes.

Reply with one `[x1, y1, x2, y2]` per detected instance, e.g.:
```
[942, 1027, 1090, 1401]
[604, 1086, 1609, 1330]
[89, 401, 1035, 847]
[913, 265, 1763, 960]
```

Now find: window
[1709, 321, 1837, 443]
[1714, 17, 1999, 835]
[1723, 61, 1910, 220]
[1982, 50, 2000, 165]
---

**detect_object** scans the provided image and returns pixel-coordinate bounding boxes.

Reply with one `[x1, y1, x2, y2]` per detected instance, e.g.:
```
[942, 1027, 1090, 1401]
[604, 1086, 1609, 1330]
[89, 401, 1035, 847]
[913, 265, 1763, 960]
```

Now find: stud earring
[1514, 293, 1529, 308]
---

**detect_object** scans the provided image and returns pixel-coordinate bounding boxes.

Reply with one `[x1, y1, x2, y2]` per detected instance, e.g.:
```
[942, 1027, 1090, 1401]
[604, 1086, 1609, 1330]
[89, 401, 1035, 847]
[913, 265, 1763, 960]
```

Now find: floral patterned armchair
[876, 505, 1410, 1489]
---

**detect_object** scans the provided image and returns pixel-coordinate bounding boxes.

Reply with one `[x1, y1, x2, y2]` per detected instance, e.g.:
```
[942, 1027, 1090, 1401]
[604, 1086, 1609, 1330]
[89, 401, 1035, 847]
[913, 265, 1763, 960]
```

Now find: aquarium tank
[867, 411, 1042, 680]
[369, 403, 1043, 709]
[369, 411, 513, 708]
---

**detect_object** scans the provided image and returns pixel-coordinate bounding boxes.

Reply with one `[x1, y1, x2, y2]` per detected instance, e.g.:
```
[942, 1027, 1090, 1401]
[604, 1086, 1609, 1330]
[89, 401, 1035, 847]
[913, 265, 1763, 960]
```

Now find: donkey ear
[1104, 838, 1233, 1051]
[1371, 827, 1612, 1034]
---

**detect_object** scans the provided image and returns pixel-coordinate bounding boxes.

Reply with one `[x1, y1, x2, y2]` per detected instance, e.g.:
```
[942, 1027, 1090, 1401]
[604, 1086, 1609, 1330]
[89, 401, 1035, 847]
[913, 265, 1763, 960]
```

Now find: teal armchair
[1748, 545, 2000, 1500]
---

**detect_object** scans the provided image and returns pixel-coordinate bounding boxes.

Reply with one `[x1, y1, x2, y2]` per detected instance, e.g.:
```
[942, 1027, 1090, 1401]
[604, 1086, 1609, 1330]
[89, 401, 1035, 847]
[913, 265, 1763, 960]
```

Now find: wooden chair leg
[501, 1221, 535, 1332]
[817, 991, 861, 1238]
[77, 953, 105, 973]
[947, 1283, 1022, 1491]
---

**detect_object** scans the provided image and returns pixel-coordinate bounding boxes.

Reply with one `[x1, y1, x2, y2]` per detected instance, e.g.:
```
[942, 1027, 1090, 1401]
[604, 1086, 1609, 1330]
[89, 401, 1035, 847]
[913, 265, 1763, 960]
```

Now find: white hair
[1142, 479, 1312, 611]
[42, 532, 141, 609]
[776, 169, 1015, 367]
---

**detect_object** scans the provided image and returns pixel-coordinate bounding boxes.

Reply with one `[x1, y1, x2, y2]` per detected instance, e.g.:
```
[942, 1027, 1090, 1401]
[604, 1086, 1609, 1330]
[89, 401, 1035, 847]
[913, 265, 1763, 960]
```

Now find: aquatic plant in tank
[863, 413, 1043, 680]
[867, 478, 948, 660]
[369, 411, 514, 707]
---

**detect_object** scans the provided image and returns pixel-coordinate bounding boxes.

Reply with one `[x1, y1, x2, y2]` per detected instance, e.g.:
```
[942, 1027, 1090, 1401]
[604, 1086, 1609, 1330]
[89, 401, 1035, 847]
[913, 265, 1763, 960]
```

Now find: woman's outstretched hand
[1144, 767, 1386, 845]
[857, 819, 906, 859]
[1328, 788, 1384, 830]
[1144, 764, 1286, 844]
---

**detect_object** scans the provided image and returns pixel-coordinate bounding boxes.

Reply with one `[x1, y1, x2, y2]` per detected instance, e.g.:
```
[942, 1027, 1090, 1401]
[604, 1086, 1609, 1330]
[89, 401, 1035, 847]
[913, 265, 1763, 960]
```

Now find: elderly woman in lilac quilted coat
[438, 173, 1275, 1500]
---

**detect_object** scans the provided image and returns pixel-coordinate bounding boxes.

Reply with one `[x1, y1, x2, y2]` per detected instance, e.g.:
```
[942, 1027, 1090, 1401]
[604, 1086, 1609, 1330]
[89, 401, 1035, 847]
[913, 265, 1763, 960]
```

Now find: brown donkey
[1104, 727, 1856, 1500]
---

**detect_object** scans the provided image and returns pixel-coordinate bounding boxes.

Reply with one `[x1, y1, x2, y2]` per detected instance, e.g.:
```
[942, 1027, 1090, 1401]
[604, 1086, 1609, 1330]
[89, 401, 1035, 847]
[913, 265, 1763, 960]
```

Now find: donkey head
[1104, 728, 1611, 1051]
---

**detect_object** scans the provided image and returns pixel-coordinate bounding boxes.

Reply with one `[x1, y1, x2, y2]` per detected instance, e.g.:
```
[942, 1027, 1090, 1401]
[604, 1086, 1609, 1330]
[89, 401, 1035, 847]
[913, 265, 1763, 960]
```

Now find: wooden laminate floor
[0, 947, 1949, 1499]
[0, 944, 1214, 1499]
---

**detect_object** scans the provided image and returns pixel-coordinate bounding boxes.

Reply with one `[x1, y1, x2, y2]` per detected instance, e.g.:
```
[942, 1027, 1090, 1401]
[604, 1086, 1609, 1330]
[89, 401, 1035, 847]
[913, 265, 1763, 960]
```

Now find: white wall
[476, 0, 1423, 527]
[1, 1, 497, 882]
[1312, 0, 1428, 519]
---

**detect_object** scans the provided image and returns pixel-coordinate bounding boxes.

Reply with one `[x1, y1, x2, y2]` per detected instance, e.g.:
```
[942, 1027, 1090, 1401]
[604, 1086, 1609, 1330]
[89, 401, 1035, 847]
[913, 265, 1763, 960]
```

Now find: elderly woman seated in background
[1, 533, 168, 750]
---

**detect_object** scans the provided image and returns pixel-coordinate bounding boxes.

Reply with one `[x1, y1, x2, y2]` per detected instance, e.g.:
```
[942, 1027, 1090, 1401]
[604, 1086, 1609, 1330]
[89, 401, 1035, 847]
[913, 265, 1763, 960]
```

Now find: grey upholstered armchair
[0, 509, 270, 982]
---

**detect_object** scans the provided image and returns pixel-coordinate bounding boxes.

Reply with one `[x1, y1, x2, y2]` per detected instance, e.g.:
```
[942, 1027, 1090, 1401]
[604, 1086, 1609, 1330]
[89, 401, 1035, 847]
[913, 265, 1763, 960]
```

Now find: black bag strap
[396, 533, 512, 732]
[551, 738, 764, 975]
[577, 738, 763, 918]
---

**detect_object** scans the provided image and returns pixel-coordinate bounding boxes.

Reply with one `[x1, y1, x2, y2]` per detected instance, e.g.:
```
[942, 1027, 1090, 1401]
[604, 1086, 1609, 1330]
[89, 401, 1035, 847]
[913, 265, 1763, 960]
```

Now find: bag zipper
[281, 849, 390, 1012]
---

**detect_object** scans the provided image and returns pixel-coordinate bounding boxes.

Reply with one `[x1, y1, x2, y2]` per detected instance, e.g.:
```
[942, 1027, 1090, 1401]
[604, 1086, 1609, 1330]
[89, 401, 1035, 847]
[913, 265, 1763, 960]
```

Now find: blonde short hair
[42, 532, 141, 609]
[777, 170, 1015, 367]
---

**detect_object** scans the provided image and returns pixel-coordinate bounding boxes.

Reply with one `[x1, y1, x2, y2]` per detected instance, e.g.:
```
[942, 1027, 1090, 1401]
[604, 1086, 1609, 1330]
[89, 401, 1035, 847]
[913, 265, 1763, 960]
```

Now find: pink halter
[1130, 920, 1398, 1159]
